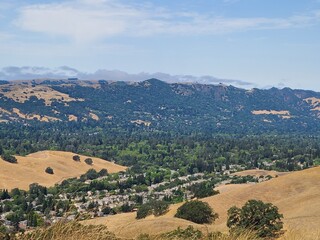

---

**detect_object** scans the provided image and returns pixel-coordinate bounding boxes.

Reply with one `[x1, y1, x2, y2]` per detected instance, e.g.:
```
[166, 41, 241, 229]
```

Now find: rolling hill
[85, 166, 320, 239]
[0, 150, 127, 190]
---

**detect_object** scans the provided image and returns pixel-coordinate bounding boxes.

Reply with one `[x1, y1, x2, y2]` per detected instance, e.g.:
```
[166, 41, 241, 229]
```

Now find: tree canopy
[227, 199, 284, 238]
[175, 200, 218, 224]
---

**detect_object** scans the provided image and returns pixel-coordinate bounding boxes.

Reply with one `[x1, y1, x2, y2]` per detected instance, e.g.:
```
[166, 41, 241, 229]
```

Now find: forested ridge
[0, 78, 320, 134]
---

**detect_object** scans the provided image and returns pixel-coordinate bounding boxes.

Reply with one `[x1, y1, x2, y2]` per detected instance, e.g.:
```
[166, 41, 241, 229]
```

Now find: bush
[227, 199, 284, 238]
[1, 153, 17, 163]
[19, 221, 116, 240]
[72, 155, 80, 161]
[45, 167, 54, 174]
[175, 200, 218, 224]
[161, 226, 203, 240]
[84, 158, 93, 165]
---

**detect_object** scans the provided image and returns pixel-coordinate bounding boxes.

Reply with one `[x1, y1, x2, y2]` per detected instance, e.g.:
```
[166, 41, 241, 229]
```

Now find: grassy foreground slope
[0, 150, 127, 190]
[86, 167, 320, 239]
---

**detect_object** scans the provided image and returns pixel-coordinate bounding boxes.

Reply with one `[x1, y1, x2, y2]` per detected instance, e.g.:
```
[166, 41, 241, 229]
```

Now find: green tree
[136, 204, 152, 219]
[98, 169, 108, 177]
[84, 158, 93, 165]
[45, 167, 54, 174]
[0, 190, 10, 200]
[227, 199, 284, 238]
[27, 211, 44, 227]
[188, 182, 218, 198]
[152, 200, 169, 216]
[175, 200, 218, 224]
[73, 155, 80, 161]
[1, 153, 17, 163]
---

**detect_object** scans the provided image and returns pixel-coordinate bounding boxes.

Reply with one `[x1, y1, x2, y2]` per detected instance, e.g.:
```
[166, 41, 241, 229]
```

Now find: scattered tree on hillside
[98, 169, 108, 177]
[175, 200, 218, 224]
[84, 158, 93, 165]
[0, 190, 10, 200]
[227, 199, 284, 238]
[1, 153, 17, 163]
[153, 200, 169, 216]
[188, 182, 219, 198]
[45, 167, 54, 175]
[136, 200, 169, 219]
[72, 155, 80, 161]
[136, 203, 152, 219]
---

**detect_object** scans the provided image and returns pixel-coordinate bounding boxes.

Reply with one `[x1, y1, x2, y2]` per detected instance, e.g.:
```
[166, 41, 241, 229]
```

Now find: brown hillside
[231, 169, 289, 177]
[0, 151, 127, 190]
[86, 167, 320, 239]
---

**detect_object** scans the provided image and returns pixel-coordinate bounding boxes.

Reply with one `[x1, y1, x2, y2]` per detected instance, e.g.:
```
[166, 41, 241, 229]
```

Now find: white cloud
[13, 0, 320, 43]
[0, 66, 254, 87]
[15, 1, 140, 43]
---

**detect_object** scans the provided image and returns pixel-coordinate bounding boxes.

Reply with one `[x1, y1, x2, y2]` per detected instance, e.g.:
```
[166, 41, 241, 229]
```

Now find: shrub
[45, 167, 54, 174]
[19, 221, 116, 240]
[161, 226, 203, 240]
[175, 200, 218, 224]
[227, 199, 284, 238]
[84, 158, 93, 165]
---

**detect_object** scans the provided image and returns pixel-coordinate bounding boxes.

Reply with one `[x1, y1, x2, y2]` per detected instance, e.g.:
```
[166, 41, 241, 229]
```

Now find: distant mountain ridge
[0, 78, 319, 133]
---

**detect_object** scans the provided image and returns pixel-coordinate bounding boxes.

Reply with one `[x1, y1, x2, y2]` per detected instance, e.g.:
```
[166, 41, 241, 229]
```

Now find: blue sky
[0, 0, 320, 90]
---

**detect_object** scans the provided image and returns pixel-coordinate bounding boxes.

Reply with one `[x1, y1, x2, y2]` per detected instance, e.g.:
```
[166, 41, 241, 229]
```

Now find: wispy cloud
[13, 0, 320, 43]
[0, 66, 254, 87]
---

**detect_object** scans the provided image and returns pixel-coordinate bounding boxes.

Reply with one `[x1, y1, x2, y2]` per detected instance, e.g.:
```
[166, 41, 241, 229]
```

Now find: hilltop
[0, 150, 127, 190]
[85, 166, 320, 238]
[0, 79, 320, 133]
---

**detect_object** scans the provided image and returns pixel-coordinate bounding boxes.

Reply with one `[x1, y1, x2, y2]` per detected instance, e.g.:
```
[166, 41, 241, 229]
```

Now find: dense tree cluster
[227, 200, 284, 238]
[136, 200, 169, 219]
[1, 128, 319, 175]
[175, 200, 218, 224]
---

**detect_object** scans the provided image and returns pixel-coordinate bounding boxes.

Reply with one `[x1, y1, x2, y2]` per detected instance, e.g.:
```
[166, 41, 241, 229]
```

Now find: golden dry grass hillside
[86, 167, 320, 239]
[0, 151, 127, 190]
[230, 169, 289, 178]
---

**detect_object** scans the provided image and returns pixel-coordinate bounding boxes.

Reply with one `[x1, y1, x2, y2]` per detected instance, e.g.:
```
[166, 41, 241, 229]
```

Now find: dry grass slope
[0, 151, 127, 190]
[230, 169, 289, 178]
[18, 221, 118, 240]
[86, 167, 320, 239]
[0, 84, 84, 106]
